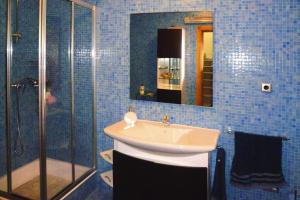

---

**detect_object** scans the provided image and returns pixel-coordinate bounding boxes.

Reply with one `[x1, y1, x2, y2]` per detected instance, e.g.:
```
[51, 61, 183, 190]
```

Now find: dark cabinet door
[157, 29, 182, 58]
[157, 89, 181, 104]
[113, 151, 208, 200]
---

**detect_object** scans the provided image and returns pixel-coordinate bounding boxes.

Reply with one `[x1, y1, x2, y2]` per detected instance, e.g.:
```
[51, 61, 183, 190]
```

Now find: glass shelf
[157, 58, 182, 90]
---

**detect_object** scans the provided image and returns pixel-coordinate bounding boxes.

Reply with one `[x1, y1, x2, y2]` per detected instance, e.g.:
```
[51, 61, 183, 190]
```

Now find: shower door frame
[1, 0, 97, 199]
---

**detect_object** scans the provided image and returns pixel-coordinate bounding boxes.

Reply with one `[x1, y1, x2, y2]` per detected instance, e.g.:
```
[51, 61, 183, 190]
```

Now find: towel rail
[224, 127, 290, 141]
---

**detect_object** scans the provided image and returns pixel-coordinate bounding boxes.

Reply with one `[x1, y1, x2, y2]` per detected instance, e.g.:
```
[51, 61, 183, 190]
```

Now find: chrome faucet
[162, 114, 170, 125]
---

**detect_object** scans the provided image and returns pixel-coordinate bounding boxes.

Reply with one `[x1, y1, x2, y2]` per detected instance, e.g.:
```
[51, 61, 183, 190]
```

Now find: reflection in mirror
[196, 26, 213, 106]
[130, 11, 213, 107]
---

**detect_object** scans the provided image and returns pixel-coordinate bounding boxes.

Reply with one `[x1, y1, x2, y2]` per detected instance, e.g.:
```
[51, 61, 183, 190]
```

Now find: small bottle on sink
[124, 106, 137, 129]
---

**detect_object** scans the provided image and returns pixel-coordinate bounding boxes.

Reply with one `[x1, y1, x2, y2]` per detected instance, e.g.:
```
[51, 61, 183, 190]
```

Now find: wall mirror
[130, 11, 214, 107]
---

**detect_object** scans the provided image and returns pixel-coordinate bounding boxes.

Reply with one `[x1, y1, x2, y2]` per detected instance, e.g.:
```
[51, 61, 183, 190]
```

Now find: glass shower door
[73, 3, 94, 180]
[0, 0, 7, 192]
[1, 1, 95, 199]
[44, 1, 95, 199]
[45, 0, 73, 199]
[9, 0, 41, 199]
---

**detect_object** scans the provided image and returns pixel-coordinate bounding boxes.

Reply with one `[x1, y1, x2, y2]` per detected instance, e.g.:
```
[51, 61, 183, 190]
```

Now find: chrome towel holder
[224, 127, 290, 141]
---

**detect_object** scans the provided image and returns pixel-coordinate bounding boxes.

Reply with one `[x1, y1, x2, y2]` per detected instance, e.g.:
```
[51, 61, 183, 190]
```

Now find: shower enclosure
[0, 0, 96, 199]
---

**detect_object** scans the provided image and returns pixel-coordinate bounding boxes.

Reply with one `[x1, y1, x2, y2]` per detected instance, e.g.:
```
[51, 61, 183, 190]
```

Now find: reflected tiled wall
[96, 0, 300, 200]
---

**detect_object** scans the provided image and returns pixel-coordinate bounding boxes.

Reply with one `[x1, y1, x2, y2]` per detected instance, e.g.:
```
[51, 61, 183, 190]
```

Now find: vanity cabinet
[113, 151, 208, 200]
[104, 120, 219, 200]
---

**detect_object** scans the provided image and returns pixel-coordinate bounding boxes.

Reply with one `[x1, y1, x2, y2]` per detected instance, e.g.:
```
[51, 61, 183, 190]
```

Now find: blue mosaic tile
[94, 0, 300, 200]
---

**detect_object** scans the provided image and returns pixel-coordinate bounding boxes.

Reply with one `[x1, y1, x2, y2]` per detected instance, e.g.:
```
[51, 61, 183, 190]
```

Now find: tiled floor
[13, 175, 70, 200]
[84, 181, 112, 200]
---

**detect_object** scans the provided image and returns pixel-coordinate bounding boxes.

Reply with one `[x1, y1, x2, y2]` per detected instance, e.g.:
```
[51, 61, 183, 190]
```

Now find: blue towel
[231, 132, 285, 188]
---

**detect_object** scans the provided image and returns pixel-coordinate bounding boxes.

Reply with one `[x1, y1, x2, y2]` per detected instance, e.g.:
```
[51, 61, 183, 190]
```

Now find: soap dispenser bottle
[124, 106, 137, 129]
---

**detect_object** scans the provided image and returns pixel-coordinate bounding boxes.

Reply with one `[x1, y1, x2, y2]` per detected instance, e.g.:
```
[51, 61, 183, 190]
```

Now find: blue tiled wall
[95, 0, 300, 200]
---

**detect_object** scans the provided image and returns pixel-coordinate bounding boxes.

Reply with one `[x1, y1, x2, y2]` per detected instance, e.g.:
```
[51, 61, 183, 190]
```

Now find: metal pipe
[6, 0, 13, 194]
[10, 78, 39, 157]
[11, 78, 39, 88]
[70, 1, 75, 183]
[13, 84, 24, 156]
[38, 0, 47, 198]
[92, 4, 97, 170]
[15, 0, 19, 32]
[12, 0, 22, 42]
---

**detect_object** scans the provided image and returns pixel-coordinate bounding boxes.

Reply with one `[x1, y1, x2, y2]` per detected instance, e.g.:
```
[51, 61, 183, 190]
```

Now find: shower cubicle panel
[0, 0, 7, 192]
[73, 4, 94, 180]
[44, 0, 96, 199]
[0, 0, 96, 200]
[9, 0, 40, 199]
[45, 0, 73, 199]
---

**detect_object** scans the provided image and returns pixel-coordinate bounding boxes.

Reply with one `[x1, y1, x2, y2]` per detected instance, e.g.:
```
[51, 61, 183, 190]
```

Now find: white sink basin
[104, 120, 220, 154]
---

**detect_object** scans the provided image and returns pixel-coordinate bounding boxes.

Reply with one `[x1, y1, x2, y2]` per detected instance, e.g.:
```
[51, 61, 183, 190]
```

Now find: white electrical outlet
[261, 83, 272, 92]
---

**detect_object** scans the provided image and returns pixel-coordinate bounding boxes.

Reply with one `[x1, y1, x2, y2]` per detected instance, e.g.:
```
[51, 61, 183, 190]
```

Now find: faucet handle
[162, 114, 169, 123]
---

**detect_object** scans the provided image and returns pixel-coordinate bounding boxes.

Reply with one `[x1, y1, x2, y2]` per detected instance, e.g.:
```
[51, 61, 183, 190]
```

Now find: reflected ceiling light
[184, 11, 213, 24]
